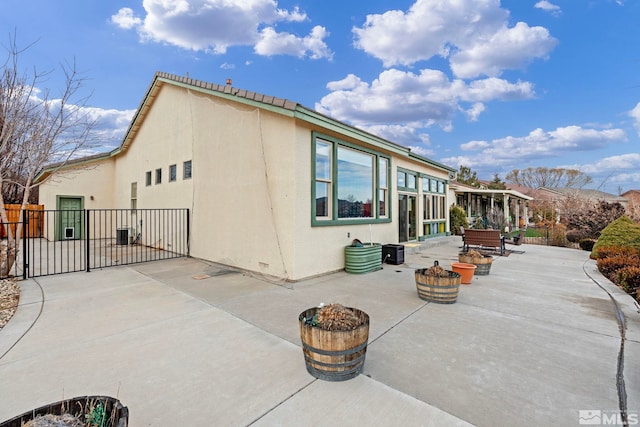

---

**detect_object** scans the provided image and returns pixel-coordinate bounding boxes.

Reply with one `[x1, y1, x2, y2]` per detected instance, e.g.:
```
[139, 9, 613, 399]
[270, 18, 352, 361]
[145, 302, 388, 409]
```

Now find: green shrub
[597, 254, 640, 282]
[591, 216, 640, 259]
[579, 238, 596, 251]
[449, 205, 469, 235]
[617, 266, 640, 293]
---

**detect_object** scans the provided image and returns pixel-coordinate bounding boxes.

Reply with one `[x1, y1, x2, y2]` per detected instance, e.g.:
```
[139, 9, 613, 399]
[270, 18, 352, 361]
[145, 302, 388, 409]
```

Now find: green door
[58, 197, 83, 240]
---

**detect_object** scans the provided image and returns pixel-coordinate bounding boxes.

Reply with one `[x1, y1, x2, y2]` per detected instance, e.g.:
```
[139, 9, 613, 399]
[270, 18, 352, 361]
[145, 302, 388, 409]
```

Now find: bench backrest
[464, 229, 502, 245]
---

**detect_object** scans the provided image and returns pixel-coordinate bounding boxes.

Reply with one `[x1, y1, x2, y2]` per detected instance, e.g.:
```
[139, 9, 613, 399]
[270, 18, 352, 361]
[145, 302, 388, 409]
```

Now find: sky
[2, 0, 639, 194]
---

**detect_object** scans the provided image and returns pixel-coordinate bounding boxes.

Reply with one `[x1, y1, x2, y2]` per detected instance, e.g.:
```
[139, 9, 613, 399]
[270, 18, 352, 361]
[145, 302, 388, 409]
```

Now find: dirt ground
[0, 278, 20, 329]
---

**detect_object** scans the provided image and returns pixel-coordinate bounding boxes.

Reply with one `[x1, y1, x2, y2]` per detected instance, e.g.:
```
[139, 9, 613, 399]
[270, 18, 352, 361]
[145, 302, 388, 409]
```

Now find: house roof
[35, 72, 455, 182]
[449, 181, 533, 201]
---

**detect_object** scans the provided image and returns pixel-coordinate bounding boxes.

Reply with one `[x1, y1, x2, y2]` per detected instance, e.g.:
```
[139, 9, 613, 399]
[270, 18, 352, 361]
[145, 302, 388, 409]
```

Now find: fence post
[186, 208, 190, 256]
[85, 209, 91, 272]
[22, 209, 28, 280]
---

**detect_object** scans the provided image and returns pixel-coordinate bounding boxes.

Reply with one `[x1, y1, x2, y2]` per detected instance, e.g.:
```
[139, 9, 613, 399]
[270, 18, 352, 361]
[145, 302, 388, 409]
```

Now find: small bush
[591, 216, 640, 259]
[595, 245, 640, 260]
[550, 224, 568, 247]
[567, 229, 589, 243]
[449, 205, 469, 235]
[579, 238, 596, 251]
[617, 266, 640, 293]
[597, 254, 640, 282]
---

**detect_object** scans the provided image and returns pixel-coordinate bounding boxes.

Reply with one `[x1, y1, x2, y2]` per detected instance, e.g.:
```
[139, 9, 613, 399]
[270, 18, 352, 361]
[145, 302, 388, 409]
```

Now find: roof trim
[37, 71, 457, 180]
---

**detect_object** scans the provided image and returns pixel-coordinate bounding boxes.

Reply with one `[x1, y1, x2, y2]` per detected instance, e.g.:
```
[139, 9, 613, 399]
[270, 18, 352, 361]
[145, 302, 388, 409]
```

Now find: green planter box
[345, 243, 382, 274]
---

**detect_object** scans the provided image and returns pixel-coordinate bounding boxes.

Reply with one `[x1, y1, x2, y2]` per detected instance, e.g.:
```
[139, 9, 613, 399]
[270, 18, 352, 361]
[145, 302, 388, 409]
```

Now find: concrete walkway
[0, 237, 638, 426]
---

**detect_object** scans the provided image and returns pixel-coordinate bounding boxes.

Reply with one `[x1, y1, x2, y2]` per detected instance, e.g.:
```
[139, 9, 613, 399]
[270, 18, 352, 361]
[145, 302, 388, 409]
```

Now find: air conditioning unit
[64, 227, 75, 239]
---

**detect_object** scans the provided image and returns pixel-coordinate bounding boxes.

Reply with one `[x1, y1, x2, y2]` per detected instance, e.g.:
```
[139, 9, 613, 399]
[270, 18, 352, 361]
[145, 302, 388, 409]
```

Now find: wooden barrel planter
[458, 252, 493, 275]
[299, 306, 370, 381]
[415, 261, 461, 304]
[0, 395, 128, 427]
[344, 242, 382, 274]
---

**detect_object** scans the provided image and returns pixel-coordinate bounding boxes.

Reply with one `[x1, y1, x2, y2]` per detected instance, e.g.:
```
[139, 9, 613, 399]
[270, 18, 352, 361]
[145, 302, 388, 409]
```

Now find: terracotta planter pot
[451, 262, 477, 284]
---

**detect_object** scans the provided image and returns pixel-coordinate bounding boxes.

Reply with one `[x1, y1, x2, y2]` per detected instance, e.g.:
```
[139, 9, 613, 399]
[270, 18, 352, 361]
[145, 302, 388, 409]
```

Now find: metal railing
[1, 208, 189, 279]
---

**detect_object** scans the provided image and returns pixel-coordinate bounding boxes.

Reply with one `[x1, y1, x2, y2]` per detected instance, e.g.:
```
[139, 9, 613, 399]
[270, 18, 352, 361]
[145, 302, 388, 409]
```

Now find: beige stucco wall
[38, 160, 116, 240]
[38, 81, 453, 281]
[38, 159, 116, 211]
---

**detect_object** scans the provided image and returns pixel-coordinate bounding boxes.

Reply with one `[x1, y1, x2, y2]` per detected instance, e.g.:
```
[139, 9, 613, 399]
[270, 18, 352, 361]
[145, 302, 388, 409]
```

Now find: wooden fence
[0, 204, 45, 238]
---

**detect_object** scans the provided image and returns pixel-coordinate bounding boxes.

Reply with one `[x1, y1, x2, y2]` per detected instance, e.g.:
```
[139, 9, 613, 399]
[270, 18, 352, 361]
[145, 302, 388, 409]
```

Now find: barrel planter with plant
[414, 261, 461, 304]
[0, 395, 128, 427]
[299, 303, 370, 381]
[458, 249, 494, 275]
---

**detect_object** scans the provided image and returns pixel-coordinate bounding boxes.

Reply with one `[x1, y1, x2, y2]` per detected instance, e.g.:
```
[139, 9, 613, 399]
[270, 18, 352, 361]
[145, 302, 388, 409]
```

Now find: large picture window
[337, 146, 373, 218]
[312, 134, 390, 225]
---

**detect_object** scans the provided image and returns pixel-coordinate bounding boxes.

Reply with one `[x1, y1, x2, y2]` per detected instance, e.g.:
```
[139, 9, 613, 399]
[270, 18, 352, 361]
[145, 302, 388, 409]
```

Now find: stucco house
[36, 72, 456, 281]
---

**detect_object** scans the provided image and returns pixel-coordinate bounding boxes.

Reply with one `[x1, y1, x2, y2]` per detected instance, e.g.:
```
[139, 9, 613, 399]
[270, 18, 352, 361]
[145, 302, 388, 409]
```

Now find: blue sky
[2, 0, 639, 193]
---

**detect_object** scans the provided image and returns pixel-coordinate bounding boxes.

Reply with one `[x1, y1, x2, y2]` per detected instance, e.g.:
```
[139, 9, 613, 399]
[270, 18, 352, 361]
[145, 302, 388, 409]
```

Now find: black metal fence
[1, 208, 189, 279]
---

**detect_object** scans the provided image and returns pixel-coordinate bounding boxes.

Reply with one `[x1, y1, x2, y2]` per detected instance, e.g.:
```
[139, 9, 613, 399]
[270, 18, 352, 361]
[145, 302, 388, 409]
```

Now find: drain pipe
[582, 260, 628, 427]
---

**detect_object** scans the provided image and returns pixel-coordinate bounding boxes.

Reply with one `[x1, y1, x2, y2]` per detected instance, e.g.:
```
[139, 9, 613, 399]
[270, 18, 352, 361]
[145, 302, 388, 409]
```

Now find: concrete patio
[0, 236, 638, 426]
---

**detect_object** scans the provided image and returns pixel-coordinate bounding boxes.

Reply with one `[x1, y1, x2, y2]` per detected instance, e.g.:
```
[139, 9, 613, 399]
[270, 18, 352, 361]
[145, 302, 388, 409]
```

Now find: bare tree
[0, 33, 97, 276]
[505, 167, 592, 189]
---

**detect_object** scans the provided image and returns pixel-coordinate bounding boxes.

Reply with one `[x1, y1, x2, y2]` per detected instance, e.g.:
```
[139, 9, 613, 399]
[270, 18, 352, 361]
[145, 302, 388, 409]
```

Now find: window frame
[155, 168, 162, 185]
[145, 171, 152, 187]
[421, 175, 447, 237]
[183, 160, 192, 180]
[131, 182, 137, 211]
[311, 132, 391, 226]
[169, 164, 177, 182]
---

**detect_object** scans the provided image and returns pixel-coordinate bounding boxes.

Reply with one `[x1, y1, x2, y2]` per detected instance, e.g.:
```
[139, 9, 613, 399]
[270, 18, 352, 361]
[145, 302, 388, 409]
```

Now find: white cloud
[352, 0, 557, 78]
[316, 69, 535, 128]
[111, 7, 142, 29]
[358, 123, 432, 149]
[83, 106, 137, 150]
[579, 153, 640, 174]
[442, 126, 627, 169]
[628, 102, 640, 134]
[254, 25, 332, 59]
[220, 63, 235, 70]
[534, 1, 562, 17]
[450, 22, 557, 79]
[111, 0, 331, 59]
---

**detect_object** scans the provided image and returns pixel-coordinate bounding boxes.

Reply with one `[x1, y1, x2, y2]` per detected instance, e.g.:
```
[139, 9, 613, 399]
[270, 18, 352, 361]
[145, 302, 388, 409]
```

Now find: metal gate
[1, 208, 189, 279]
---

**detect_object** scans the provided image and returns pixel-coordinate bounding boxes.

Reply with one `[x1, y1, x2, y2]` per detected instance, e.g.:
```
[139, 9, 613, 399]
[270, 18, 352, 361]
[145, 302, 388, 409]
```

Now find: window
[312, 134, 390, 224]
[397, 169, 417, 191]
[337, 146, 374, 218]
[422, 176, 447, 236]
[183, 160, 192, 179]
[315, 140, 331, 218]
[131, 182, 137, 211]
[169, 164, 177, 182]
[155, 168, 162, 184]
[379, 158, 388, 217]
[145, 171, 151, 187]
